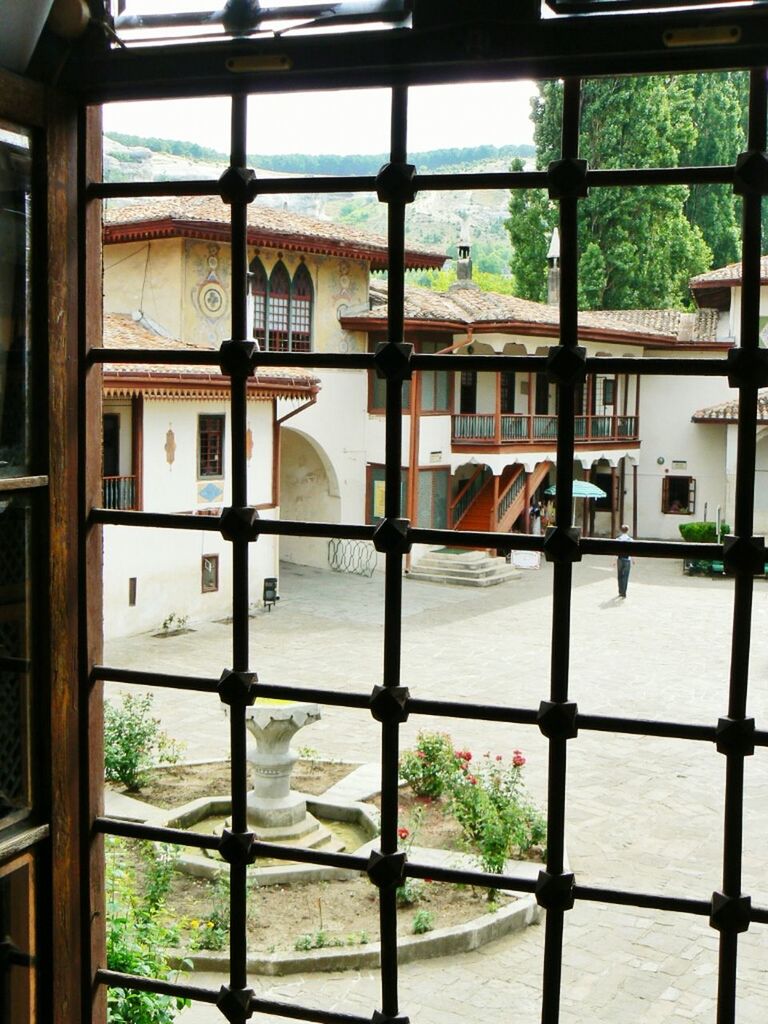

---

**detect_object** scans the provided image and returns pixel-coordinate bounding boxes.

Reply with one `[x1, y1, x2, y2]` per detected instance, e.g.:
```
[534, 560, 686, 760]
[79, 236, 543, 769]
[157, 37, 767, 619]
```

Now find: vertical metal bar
[228, 90, 250, 998]
[542, 75, 581, 1024]
[716, 66, 766, 1024]
[378, 82, 408, 1024]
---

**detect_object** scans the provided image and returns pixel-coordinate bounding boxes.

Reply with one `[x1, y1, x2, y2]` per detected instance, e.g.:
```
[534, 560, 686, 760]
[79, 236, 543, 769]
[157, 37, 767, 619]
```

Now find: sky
[103, 80, 538, 156]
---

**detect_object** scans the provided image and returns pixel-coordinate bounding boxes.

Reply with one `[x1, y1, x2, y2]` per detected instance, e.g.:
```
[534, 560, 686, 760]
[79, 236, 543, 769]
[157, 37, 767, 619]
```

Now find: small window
[367, 464, 407, 523]
[128, 578, 137, 606]
[662, 475, 695, 515]
[199, 415, 224, 478]
[201, 554, 219, 593]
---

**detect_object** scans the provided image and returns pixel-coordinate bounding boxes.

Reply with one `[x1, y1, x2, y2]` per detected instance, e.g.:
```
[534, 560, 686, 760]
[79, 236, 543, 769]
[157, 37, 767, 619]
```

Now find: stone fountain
[244, 701, 341, 851]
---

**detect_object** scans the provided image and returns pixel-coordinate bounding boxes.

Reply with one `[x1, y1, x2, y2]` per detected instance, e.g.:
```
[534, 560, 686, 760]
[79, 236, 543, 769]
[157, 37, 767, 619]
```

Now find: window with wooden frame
[15, 6, 768, 1024]
[198, 414, 224, 478]
[291, 262, 313, 352]
[266, 260, 290, 350]
[250, 257, 267, 342]
[201, 554, 219, 592]
[662, 474, 696, 515]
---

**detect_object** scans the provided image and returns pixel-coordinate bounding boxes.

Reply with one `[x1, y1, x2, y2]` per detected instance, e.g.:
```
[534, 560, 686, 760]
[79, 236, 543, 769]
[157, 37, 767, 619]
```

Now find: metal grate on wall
[87, 71, 768, 1024]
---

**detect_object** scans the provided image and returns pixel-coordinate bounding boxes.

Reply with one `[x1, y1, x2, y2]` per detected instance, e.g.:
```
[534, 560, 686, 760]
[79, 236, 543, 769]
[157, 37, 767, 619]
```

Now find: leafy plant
[190, 875, 230, 952]
[396, 877, 424, 908]
[448, 749, 546, 897]
[293, 930, 344, 951]
[412, 909, 435, 935]
[160, 612, 189, 634]
[104, 692, 182, 791]
[399, 732, 463, 799]
[106, 838, 190, 1024]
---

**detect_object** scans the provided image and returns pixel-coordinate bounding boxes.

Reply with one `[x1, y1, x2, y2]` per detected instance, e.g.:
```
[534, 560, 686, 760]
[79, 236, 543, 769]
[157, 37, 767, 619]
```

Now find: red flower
[397, 827, 410, 840]
[416, 750, 426, 759]
[468, 775, 478, 785]
[513, 753, 526, 767]
[463, 751, 472, 762]
[454, 750, 463, 760]
[495, 755, 503, 762]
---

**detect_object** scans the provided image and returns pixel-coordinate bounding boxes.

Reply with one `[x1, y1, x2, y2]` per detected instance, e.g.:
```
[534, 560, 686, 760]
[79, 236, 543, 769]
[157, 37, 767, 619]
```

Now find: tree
[506, 76, 724, 310]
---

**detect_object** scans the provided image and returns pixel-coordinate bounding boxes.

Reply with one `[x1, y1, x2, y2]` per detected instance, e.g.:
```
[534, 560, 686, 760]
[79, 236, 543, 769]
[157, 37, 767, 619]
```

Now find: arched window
[291, 263, 313, 353]
[249, 258, 267, 343]
[267, 261, 290, 352]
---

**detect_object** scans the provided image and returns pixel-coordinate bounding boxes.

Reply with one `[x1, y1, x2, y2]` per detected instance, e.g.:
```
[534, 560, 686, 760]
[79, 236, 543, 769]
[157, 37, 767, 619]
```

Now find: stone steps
[407, 550, 521, 587]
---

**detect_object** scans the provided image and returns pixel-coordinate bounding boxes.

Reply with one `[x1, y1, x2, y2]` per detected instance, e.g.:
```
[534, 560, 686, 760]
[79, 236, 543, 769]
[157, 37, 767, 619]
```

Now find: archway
[279, 427, 341, 569]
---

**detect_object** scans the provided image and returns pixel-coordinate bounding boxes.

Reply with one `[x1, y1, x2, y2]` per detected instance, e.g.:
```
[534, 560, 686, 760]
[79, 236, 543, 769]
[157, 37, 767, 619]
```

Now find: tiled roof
[354, 282, 721, 344]
[104, 196, 446, 270]
[102, 313, 318, 399]
[690, 257, 768, 287]
[692, 390, 768, 422]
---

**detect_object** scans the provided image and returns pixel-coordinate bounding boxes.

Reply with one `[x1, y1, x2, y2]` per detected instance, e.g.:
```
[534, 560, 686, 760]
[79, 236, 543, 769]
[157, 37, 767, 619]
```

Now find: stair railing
[449, 465, 487, 527]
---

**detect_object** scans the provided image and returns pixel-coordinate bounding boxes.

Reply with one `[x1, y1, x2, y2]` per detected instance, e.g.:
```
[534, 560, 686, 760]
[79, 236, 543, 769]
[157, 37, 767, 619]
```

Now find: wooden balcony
[451, 413, 639, 448]
[102, 475, 137, 510]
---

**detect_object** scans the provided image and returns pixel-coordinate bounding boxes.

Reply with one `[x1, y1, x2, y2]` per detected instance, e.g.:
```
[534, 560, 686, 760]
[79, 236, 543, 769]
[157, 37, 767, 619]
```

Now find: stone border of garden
[172, 854, 543, 976]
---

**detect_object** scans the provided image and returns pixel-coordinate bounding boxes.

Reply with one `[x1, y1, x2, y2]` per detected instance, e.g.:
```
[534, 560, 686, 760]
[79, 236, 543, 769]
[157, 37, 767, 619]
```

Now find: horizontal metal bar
[96, 970, 220, 1005]
[250, 996, 372, 1024]
[90, 164, 736, 205]
[90, 666, 768, 748]
[87, 346, 733, 377]
[407, 859, 537, 892]
[89, 180, 220, 199]
[89, 508, 224, 530]
[574, 884, 711, 916]
[95, 816, 220, 850]
[93, 665, 219, 692]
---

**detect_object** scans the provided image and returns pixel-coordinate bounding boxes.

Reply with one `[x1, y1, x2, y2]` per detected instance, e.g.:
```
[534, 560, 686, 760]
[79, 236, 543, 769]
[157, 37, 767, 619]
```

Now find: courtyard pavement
[104, 555, 768, 1023]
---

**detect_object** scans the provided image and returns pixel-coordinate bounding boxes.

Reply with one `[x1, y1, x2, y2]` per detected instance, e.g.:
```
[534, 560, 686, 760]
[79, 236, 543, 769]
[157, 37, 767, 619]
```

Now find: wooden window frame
[198, 414, 225, 479]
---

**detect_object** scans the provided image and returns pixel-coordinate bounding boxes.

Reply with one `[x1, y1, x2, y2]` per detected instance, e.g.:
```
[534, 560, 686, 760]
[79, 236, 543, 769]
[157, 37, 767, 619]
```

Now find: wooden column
[632, 463, 639, 537]
[611, 465, 618, 537]
[494, 369, 502, 445]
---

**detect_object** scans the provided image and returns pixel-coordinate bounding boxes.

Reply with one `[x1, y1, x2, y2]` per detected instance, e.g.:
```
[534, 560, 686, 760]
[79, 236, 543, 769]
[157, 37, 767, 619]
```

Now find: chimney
[547, 228, 560, 306]
[456, 242, 473, 282]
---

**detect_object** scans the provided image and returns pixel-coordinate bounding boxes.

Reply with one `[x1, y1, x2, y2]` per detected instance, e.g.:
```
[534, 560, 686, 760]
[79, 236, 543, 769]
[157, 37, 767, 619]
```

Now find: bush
[106, 839, 189, 1024]
[412, 909, 435, 934]
[448, 749, 546, 888]
[679, 521, 730, 543]
[399, 732, 463, 799]
[189, 875, 229, 952]
[104, 693, 182, 791]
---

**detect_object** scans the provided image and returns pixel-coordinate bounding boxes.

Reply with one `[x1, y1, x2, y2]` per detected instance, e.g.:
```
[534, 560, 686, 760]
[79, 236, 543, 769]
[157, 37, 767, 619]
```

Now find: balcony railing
[102, 475, 137, 510]
[452, 413, 639, 446]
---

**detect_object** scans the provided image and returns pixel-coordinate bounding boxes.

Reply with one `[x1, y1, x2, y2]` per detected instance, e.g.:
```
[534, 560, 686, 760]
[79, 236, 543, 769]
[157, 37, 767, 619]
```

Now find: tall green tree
[506, 76, 718, 310]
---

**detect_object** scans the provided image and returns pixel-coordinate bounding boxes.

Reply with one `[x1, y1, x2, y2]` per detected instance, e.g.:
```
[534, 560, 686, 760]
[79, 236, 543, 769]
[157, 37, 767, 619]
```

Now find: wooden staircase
[452, 461, 553, 536]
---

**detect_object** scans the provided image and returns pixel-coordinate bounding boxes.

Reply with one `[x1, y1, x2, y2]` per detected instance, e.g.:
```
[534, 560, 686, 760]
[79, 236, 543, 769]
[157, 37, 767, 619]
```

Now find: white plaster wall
[279, 427, 341, 568]
[103, 396, 276, 638]
[103, 239, 184, 338]
[417, 416, 452, 465]
[140, 399, 273, 513]
[636, 370, 730, 539]
[103, 523, 278, 639]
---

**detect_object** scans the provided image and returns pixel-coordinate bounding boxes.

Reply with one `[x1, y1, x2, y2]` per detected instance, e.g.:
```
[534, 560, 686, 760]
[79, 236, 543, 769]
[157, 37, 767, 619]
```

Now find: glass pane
[0, 494, 31, 825]
[0, 854, 36, 1023]
[0, 125, 31, 479]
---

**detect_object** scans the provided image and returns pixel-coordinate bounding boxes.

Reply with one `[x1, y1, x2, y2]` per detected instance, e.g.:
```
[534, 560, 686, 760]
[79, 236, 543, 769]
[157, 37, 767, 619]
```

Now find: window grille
[81, 45, 768, 1024]
[266, 262, 290, 351]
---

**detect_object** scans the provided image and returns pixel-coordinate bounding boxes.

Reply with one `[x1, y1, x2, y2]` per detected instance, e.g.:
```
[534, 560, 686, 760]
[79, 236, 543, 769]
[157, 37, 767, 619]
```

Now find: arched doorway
[279, 427, 341, 568]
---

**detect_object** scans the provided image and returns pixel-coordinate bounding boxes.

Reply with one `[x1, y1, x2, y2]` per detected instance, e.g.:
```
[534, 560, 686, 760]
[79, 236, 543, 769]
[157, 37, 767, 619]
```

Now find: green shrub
[448, 749, 546, 893]
[106, 839, 189, 1024]
[399, 732, 463, 799]
[190, 875, 229, 952]
[104, 693, 182, 791]
[412, 909, 435, 934]
[678, 521, 730, 543]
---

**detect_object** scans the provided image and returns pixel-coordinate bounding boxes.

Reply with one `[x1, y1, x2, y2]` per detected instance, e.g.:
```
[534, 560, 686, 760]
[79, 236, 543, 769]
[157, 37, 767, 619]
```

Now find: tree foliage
[506, 74, 748, 310]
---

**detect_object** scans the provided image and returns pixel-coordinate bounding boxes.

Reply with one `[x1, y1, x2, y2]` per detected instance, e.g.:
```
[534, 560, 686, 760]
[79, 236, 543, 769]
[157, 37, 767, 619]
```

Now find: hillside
[103, 134, 536, 277]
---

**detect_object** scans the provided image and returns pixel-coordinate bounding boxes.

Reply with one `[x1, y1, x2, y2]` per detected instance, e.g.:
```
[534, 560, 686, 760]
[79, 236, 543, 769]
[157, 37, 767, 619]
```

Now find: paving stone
[105, 559, 768, 1024]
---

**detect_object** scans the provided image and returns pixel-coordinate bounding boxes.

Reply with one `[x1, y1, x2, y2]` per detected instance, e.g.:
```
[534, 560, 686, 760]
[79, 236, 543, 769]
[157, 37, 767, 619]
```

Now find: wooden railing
[496, 467, 525, 525]
[448, 464, 488, 527]
[102, 475, 137, 510]
[452, 414, 639, 445]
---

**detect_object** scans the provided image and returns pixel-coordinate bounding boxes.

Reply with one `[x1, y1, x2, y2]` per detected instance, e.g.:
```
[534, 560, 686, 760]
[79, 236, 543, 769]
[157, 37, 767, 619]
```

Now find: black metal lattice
[88, 67, 768, 1024]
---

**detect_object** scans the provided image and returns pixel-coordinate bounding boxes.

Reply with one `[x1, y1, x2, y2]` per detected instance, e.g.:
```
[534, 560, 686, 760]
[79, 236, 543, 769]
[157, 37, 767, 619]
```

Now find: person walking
[529, 498, 542, 535]
[617, 523, 632, 598]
